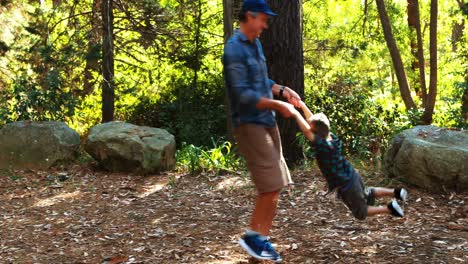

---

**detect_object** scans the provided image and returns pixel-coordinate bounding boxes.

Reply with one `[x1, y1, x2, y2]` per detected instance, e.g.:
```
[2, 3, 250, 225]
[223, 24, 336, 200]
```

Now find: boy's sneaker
[394, 188, 408, 202]
[239, 231, 282, 263]
[366, 188, 376, 206]
[387, 200, 404, 217]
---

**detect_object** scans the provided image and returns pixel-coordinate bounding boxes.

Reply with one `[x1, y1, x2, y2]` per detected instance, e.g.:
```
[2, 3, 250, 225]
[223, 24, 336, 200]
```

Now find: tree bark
[83, 0, 101, 97]
[457, 0, 468, 122]
[463, 77, 468, 122]
[223, 0, 234, 143]
[452, 0, 465, 52]
[261, 0, 304, 166]
[376, 0, 416, 110]
[421, 0, 438, 124]
[451, 21, 465, 52]
[101, 0, 115, 123]
[407, 0, 427, 105]
[192, 0, 202, 90]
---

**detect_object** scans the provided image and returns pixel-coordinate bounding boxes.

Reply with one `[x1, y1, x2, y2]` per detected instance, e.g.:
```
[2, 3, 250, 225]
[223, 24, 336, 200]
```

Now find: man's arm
[256, 97, 297, 118]
[223, 47, 262, 106]
[224, 46, 296, 117]
[271, 83, 302, 107]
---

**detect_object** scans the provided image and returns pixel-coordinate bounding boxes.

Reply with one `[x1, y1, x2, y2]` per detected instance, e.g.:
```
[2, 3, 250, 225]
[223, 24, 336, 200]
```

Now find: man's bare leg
[249, 190, 280, 236]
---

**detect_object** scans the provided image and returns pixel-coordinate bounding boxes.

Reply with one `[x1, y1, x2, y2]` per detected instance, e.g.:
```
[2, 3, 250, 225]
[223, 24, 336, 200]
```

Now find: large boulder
[85, 121, 176, 174]
[384, 125, 468, 192]
[0, 121, 80, 170]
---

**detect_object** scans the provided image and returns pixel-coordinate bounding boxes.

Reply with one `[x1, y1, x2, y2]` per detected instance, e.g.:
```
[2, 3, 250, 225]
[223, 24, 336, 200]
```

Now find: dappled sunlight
[33, 190, 81, 207]
[137, 181, 168, 198]
[215, 176, 249, 191]
[152, 215, 165, 225]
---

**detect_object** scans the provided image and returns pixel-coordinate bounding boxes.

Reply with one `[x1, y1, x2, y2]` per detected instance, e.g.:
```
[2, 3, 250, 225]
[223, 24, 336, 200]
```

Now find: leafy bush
[126, 79, 227, 147]
[176, 140, 243, 176]
[0, 73, 76, 125]
[301, 88, 414, 159]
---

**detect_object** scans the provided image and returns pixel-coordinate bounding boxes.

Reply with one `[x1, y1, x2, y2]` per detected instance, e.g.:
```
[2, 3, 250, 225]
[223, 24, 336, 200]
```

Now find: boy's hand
[283, 87, 302, 107]
[276, 101, 299, 118]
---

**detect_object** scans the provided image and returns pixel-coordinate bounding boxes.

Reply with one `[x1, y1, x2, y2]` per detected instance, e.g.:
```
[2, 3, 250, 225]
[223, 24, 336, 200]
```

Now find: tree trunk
[452, 0, 465, 52]
[192, 0, 202, 90]
[407, 0, 427, 105]
[376, 0, 416, 110]
[223, 0, 234, 143]
[451, 21, 465, 52]
[421, 0, 438, 124]
[101, 0, 115, 123]
[463, 77, 468, 122]
[83, 0, 101, 97]
[261, 0, 304, 166]
[458, 0, 468, 122]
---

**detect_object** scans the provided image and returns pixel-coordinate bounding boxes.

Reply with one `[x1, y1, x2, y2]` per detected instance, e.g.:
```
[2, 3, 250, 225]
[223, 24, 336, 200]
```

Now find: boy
[292, 102, 408, 220]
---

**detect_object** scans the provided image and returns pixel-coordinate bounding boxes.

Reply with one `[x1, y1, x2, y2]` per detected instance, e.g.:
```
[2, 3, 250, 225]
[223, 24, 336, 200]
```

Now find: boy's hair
[308, 113, 330, 139]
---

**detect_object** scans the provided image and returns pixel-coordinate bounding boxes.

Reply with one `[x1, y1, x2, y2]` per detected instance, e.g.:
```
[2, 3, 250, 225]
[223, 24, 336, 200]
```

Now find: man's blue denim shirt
[223, 30, 276, 128]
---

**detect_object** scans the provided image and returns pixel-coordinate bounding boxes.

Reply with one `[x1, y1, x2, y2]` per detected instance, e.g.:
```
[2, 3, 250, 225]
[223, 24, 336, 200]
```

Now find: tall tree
[463, 75, 468, 122]
[223, 0, 234, 142]
[261, 0, 304, 165]
[82, 0, 101, 97]
[457, 0, 468, 122]
[223, 0, 233, 41]
[421, 0, 438, 124]
[376, 0, 417, 110]
[101, 0, 114, 123]
[452, 0, 465, 52]
[407, 0, 427, 106]
[192, 0, 203, 89]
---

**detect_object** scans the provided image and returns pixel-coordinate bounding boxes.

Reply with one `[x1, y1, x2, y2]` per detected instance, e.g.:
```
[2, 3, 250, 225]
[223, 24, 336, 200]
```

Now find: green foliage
[0, 73, 76, 124]
[176, 140, 243, 176]
[0, 0, 466, 170]
[126, 77, 227, 147]
[296, 131, 315, 167]
[301, 87, 416, 159]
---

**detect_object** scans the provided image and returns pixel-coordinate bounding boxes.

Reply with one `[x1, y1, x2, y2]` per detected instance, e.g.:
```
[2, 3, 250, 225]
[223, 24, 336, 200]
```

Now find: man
[222, 0, 302, 262]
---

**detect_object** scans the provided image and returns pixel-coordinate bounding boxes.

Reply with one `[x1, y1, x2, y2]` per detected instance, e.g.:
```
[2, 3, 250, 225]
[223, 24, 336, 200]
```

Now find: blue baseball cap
[242, 0, 277, 16]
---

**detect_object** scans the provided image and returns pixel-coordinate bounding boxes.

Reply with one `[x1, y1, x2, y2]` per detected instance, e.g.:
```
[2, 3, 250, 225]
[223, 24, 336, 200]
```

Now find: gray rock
[0, 121, 80, 169]
[84, 121, 175, 174]
[384, 125, 468, 192]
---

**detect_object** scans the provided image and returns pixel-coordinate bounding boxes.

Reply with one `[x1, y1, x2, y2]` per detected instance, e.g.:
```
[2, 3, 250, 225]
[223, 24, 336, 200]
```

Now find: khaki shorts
[234, 124, 292, 193]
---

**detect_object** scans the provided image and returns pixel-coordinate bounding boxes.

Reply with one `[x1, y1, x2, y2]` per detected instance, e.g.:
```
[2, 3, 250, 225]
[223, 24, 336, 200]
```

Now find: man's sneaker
[238, 231, 282, 263]
[388, 200, 404, 217]
[394, 188, 408, 202]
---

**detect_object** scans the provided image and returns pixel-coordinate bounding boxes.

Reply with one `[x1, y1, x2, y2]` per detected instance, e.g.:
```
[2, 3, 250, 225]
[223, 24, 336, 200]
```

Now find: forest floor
[0, 163, 467, 264]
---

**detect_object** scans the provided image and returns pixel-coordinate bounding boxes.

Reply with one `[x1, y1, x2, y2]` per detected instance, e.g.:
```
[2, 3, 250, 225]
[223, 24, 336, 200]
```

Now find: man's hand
[256, 97, 298, 119]
[282, 87, 302, 107]
[276, 100, 299, 118]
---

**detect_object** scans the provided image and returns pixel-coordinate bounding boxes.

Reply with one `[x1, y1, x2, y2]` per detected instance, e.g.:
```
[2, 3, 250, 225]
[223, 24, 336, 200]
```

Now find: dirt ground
[0, 164, 467, 264]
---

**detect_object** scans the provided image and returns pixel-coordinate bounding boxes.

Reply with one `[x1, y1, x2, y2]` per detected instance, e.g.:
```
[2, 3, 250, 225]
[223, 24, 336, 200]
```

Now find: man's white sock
[245, 229, 268, 241]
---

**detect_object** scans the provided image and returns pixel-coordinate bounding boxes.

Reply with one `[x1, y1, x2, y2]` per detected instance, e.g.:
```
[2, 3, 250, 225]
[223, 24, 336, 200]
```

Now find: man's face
[246, 12, 269, 37]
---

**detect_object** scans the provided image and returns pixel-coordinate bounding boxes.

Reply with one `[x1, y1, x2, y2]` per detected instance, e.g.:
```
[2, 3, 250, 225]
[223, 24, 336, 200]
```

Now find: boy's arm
[291, 110, 315, 142]
[298, 101, 314, 121]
